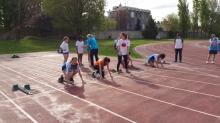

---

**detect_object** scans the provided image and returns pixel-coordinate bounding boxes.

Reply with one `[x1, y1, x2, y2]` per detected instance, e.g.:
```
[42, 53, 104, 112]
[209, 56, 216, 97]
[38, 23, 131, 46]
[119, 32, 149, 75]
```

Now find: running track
[0, 41, 220, 123]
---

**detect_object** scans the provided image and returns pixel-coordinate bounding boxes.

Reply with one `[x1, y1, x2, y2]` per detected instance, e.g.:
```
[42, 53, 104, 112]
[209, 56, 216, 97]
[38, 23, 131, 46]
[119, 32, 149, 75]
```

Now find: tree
[141, 15, 158, 39]
[208, 0, 220, 35]
[161, 13, 180, 32]
[114, 9, 131, 30]
[135, 18, 141, 31]
[33, 13, 54, 38]
[178, 0, 191, 37]
[43, 0, 106, 35]
[191, 0, 200, 38]
[103, 19, 117, 31]
[200, 0, 210, 36]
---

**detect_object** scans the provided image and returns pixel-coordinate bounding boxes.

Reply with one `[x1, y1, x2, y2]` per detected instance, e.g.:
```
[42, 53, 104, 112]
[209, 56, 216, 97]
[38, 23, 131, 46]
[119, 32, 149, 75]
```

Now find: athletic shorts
[63, 52, 69, 55]
[147, 56, 155, 63]
[209, 50, 217, 54]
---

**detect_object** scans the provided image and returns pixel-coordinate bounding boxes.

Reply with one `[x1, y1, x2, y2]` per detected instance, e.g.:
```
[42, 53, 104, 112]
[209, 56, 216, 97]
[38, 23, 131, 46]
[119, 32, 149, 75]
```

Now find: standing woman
[174, 33, 184, 63]
[116, 32, 130, 73]
[60, 36, 69, 63]
[84, 34, 99, 67]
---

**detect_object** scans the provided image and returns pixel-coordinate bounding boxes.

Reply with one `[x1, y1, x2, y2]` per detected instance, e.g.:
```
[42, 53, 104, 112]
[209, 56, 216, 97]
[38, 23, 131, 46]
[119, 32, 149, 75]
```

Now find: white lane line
[2, 65, 220, 119]
[85, 76, 220, 119]
[0, 65, 136, 123]
[117, 75, 220, 99]
[0, 91, 38, 123]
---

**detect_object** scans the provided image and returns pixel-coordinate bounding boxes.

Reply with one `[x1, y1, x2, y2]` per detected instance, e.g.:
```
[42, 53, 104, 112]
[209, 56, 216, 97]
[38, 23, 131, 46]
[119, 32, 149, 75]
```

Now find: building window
[131, 11, 134, 18]
[142, 24, 145, 29]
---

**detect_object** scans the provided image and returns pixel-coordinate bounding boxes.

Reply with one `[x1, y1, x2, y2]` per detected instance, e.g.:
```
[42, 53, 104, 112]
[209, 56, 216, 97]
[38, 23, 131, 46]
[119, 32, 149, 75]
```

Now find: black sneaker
[59, 75, 64, 83]
[70, 77, 74, 82]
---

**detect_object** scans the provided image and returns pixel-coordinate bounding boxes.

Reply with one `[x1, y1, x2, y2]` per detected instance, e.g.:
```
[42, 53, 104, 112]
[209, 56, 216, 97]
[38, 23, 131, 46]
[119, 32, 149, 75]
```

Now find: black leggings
[90, 49, 99, 66]
[94, 66, 104, 77]
[117, 55, 128, 71]
[175, 49, 182, 61]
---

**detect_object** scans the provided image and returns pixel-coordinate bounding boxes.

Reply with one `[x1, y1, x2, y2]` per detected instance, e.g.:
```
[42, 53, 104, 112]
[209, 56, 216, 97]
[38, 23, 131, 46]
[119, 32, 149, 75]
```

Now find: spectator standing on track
[76, 35, 85, 66]
[60, 36, 70, 63]
[206, 34, 218, 64]
[83, 34, 99, 67]
[116, 32, 130, 74]
[174, 33, 184, 63]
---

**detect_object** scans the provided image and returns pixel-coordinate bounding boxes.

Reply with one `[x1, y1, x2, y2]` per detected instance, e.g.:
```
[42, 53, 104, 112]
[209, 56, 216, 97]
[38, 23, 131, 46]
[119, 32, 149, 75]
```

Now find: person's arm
[117, 41, 121, 55]
[78, 70, 85, 84]
[60, 43, 66, 51]
[159, 58, 163, 67]
[174, 39, 176, 51]
[107, 64, 113, 77]
[127, 40, 130, 55]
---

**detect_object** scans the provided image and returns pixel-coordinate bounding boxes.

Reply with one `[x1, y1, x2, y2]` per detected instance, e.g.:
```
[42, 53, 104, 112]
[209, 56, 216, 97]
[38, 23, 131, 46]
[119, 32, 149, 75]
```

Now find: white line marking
[87, 78, 220, 119]
[2, 65, 220, 119]
[0, 65, 136, 123]
[0, 91, 38, 123]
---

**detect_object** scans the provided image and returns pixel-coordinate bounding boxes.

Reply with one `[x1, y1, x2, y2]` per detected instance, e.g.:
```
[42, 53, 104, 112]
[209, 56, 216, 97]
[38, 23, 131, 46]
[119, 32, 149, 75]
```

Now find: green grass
[0, 36, 206, 59]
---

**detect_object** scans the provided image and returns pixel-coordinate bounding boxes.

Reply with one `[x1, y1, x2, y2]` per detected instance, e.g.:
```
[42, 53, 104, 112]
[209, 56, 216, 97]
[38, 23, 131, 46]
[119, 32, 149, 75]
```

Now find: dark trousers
[94, 66, 104, 77]
[90, 49, 99, 66]
[117, 55, 128, 71]
[175, 49, 182, 61]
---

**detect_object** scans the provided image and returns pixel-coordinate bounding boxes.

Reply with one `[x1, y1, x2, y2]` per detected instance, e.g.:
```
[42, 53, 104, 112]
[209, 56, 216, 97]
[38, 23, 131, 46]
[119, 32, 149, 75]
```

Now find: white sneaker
[93, 72, 100, 78]
[206, 61, 209, 64]
[212, 61, 214, 64]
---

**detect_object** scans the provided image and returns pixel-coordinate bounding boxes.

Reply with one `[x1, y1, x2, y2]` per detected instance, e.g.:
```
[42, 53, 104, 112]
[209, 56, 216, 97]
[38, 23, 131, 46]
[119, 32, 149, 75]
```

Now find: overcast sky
[105, 0, 193, 21]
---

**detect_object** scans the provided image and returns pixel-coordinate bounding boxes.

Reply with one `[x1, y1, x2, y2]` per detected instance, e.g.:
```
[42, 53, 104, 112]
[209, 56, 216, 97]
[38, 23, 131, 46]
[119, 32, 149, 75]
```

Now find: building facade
[108, 4, 151, 30]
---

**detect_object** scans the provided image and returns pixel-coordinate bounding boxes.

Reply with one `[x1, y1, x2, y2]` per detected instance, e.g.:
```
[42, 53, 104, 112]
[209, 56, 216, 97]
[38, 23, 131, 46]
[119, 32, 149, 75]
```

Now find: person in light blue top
[206, 34, 218, 64]
[84, 34, 99, 67]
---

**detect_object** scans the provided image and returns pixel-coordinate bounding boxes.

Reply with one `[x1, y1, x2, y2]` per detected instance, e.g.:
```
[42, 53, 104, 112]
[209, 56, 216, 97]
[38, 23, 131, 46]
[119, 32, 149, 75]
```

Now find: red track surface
[0, 41, 220, 123]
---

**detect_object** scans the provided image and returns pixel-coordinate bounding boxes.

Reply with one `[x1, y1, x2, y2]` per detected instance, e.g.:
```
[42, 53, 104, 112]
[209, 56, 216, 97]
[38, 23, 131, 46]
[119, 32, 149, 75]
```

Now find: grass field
[0, 36, 206, 58]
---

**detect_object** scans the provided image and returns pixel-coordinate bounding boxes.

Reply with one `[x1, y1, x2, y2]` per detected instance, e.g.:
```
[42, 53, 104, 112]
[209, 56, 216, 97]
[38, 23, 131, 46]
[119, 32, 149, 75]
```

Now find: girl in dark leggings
[116, 32, 130, 74]
[93, 57, 113, 80]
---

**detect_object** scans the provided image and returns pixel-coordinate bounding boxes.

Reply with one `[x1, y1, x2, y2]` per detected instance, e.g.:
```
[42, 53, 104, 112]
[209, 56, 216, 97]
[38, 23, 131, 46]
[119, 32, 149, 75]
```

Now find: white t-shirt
[60, 41, 69, 53]
[75, 41, 84, 54]
[117, 39, 130, 55]
[174, 38, 183, 49]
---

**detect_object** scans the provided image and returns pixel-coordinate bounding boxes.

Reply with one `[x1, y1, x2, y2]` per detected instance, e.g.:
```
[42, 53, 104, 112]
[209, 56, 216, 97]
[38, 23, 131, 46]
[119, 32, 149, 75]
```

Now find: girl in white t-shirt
[116, 32, 130, 73]
[60, 36, 69, 63]
[76, 35, 84, 66]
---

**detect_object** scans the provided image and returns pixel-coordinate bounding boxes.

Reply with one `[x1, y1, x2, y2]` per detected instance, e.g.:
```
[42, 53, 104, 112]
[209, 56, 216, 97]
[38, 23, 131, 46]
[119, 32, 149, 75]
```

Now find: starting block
[12, 84, 33, 95]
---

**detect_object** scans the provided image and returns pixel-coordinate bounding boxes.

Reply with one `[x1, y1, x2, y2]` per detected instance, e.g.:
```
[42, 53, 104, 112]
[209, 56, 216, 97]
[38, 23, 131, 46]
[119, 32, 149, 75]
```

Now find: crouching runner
[93, 57, 113, 80]
[60, 57, 85, 86]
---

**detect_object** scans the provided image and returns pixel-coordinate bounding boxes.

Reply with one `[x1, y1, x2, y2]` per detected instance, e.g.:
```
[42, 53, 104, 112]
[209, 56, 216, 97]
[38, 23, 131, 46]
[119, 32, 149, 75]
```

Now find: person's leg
[174, 49, 178, 62]
[123, 55, 128, 70]
[90, 49, 95, 66]
[81, 54, 83, 65]
[93, 66, 100, 78]
[63, 53, 68, 63]
[117, 55, 122, 72]
[207, 51, 212, 63]
[149, 62, 155, 67]
[179, 49, 182, 62]
[87, 51, 91, 66]
[94, 49, 99, 61]
[78, 54, 83, 65]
